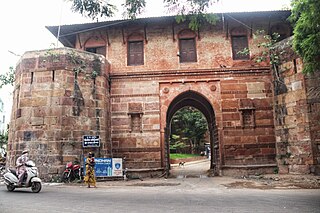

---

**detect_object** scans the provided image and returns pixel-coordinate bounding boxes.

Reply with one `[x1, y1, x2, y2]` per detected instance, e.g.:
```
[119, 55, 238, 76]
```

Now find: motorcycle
[61, 161, 82, 183]
[3, 160, 42, 193]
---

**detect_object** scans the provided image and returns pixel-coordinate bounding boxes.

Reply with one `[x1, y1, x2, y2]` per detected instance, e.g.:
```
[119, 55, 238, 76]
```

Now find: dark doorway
[165, 91, 218, 177]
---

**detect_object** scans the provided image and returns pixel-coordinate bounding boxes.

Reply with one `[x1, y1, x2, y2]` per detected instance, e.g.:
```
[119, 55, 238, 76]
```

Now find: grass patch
[170, 153, 201, 159]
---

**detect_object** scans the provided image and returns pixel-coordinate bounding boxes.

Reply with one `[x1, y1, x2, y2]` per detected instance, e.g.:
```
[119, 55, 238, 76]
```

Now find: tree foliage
[0, 127, 8, 149]
[0, 66, 15, 89]
[170, 107, 208, 154]
[69, 0, 117, 19]
[68, 0, 218, 30]
[289, 0, 320, 73]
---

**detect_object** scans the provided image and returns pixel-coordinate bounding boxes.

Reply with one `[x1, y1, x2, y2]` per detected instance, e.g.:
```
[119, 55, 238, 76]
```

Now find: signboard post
[83, 135, 100, 148]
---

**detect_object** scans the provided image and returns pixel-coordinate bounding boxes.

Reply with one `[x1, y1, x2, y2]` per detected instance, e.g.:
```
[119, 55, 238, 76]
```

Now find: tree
[68, 0, 218, 30]
[0, 66, 15, 89]
[0, 126, 8, 152]
[290, 0, 320, 73]
[170, 107, 208, 154]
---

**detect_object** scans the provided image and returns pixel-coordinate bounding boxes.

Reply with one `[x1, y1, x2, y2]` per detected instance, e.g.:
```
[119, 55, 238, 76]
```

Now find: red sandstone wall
[7, 48, 110, 180]
[306, 73, 320, 175]
[220, 76, 276, 167]
[274, 38, 320, 175]
[76, 19, 275, 73]
[74, 16, 283, 174]
[110, 80, 162, 169]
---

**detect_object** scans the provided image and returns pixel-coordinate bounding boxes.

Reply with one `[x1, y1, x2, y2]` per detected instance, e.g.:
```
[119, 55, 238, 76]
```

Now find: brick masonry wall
[8, 14, 294, 178]
[274, 38, 320, 175]
[7, 48, 110, 180]
[77, 19, 273, 73]
[220, 76, 276, 166]
[75, 16, 282, 175]
[110, 80, 161, 169]
[306, 72, 320, 174]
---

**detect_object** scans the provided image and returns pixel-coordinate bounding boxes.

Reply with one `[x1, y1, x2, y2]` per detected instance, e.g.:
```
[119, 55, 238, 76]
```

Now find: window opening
[85, 46, 106, 56]
[179, 38, 197, 63]
[128, 41, 144, 66]
[178, 29, 197, 63]
[31, 72, 34, 84]
[231, 36, 249, 60]
[52, 70, 55, 82]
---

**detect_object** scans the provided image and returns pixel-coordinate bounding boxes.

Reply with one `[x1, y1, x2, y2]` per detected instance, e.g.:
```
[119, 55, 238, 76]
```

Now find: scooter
[3, 160, 42, 193]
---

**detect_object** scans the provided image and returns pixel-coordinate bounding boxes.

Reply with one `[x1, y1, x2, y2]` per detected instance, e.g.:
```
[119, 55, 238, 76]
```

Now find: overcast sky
[0, 0, 291, 122]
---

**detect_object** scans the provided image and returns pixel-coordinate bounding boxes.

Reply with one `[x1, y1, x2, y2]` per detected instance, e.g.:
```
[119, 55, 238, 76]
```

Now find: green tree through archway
[170, 106, 208, 156]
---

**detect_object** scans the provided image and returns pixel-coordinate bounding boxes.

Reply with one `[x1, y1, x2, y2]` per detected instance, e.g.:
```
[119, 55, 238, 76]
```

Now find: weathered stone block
[278, 165, 289, 174]
[31, 117, 44, 126]
[247, 93, 266, 99]
[222, 113, 240, 121]
[222, 100, 239, 109]
[288, 165, 310, 174]
[145, 102, 159, 111]
[221, 83, 247, 91]
[257, 135, 275, 143]
[32, 98, 48, 107]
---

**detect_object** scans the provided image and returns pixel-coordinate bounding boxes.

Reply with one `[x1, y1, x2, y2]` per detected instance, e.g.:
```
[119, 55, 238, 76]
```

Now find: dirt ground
[222, 174, 320, 189]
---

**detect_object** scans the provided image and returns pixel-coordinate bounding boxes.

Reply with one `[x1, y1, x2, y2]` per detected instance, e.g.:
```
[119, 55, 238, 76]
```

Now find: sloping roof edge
[46, 10, 291, 47]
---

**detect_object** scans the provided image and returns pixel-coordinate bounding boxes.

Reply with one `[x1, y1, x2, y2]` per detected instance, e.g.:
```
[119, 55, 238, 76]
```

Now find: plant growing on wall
[289, 0, 320, 74]
[67, 50, 87, 75]
[237, 30, 285, 84]
[44, 45, 60, 63]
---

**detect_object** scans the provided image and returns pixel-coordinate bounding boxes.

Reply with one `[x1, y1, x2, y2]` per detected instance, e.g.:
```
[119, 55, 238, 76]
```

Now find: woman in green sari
[84, 152, 96, 188]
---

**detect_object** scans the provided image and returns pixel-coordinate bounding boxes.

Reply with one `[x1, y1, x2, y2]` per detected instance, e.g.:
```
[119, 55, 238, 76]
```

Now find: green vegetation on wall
[290, 0, 320, 73]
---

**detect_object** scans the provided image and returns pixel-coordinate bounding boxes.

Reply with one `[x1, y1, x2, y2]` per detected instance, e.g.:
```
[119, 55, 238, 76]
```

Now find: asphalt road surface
[0, 177, 319, 213]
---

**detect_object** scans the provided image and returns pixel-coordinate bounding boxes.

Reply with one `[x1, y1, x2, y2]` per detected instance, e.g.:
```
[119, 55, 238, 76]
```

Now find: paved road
[0, 178, 319, 213]
[170, 158, 211, 178]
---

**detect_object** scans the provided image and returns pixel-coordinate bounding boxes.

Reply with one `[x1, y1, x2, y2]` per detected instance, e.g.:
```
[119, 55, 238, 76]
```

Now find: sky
[0, 0, 291, 124]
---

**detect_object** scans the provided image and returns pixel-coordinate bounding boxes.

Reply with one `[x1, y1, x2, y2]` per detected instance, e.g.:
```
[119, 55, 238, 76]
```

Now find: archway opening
[169, 107, 210, 177]
[165, 90, 218, 178]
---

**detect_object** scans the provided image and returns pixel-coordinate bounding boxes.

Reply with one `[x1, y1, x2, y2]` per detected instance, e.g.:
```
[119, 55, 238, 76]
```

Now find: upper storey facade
[47, 11, 292, 74]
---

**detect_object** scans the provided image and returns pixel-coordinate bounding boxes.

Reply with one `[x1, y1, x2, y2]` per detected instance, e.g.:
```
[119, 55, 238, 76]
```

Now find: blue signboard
[84, 158, 123, 177]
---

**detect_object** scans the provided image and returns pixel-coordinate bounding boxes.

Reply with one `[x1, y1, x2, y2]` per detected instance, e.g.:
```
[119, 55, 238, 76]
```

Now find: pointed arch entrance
[164, 90, 219, 177]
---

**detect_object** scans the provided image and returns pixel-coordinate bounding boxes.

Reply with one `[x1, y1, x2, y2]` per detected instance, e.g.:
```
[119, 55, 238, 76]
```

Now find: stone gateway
[6, 10, 320, 180]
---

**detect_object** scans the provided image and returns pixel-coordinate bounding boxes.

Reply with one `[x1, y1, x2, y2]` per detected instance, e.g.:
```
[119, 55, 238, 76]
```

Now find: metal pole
[56, 0, 64, 48]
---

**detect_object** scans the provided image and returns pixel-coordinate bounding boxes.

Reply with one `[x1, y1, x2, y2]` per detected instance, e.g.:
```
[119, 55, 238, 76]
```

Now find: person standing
[84, 152, 96, 188]
[16, 150, 29, 186]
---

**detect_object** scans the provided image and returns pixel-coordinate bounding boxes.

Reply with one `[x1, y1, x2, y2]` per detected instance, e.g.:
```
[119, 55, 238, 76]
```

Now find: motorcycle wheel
[75, 169, 81, 180]
[7, 184, 15, 192]
[31, 182, 42, 193]
[61, 172, 69, 183]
